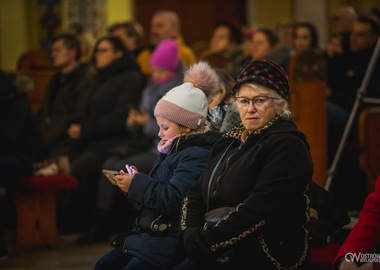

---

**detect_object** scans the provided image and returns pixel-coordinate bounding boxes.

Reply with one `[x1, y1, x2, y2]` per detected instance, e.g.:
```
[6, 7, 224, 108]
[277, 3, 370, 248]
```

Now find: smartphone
[102, 169, 119, 185]
[125, 165, 136, 174]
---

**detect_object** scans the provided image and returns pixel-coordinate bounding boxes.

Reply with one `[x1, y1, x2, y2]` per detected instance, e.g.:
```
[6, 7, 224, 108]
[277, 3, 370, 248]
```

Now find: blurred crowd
[1, 6, 380, 268]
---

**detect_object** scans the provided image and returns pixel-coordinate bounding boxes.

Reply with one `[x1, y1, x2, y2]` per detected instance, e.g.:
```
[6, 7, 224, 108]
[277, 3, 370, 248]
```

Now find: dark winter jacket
[78, 55, 143, 154]
[38, 63, 93, 144]
[111, 132, 221, 270]
[180, 118, 313, 269]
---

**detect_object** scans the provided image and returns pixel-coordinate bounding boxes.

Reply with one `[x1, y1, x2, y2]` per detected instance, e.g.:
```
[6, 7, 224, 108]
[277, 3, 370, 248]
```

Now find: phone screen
[102, 169, 119, 185]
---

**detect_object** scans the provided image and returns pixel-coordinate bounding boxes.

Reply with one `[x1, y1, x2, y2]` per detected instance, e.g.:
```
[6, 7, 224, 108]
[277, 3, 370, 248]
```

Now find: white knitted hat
[154, 62, 219, 130]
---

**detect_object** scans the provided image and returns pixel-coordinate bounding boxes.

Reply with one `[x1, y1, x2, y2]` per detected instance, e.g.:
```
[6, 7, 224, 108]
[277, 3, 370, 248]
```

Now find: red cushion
[18, 174, 78, 191]
[310, 243, 341, 270]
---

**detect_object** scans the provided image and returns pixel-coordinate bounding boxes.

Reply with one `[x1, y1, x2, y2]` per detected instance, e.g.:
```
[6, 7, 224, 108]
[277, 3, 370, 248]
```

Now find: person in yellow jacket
[137, 10, 196, 76]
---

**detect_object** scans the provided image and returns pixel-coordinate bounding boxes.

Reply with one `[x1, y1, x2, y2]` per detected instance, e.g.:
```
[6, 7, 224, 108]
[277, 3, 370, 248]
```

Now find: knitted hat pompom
[184, 61, 220, 98]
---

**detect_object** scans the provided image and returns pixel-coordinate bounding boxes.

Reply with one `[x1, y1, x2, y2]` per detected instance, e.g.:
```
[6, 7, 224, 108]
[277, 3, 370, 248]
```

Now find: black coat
[78, 55, 143, 154]
[38, 63, 93, 144]
[181, 118, 313, 269]
[111, 132, 221, 270]
[0, 70, 47, 181]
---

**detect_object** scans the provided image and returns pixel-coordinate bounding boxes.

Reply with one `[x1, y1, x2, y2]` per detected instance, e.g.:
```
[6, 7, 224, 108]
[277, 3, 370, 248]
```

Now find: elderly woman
[175, 60, 313, 269]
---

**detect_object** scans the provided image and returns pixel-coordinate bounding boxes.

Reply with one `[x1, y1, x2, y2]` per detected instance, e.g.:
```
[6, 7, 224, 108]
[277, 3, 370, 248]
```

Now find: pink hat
[150, 39, 179, 73]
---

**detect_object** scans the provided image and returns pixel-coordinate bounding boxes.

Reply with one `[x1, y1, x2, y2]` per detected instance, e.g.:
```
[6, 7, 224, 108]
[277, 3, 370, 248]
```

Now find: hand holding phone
[114, 165, 137, 192]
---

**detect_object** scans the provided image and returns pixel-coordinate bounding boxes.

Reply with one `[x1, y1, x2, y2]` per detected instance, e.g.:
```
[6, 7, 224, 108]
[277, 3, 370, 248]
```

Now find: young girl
[95, 62, 221, 270]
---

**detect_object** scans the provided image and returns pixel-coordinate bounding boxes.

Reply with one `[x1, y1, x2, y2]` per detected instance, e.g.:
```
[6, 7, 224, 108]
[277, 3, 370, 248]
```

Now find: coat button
[159, 224, 167, 231]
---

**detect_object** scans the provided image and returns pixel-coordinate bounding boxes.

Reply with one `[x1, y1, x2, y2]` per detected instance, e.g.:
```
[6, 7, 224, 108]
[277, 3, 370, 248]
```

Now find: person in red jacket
[333, 175, 380, 270]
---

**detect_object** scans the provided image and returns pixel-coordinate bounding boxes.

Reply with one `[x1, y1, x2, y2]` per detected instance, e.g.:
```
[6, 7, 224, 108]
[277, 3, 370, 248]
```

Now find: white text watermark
[345, 252, 380, 263]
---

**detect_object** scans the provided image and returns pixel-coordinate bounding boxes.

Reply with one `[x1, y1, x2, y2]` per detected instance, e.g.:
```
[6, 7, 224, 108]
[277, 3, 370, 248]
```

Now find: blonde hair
[169, 124, 194, 153]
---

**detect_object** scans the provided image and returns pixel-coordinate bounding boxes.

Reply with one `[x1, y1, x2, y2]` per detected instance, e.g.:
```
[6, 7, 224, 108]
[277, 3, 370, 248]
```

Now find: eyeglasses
[235, 96, 278, 108]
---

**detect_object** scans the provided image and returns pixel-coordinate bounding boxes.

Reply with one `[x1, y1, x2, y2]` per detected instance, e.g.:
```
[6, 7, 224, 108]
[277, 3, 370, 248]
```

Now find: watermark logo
[345, 252, 380, 263]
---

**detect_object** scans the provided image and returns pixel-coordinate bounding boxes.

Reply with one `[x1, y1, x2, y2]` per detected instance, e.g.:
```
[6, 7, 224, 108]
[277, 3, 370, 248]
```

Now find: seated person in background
[327, 33, 344, 58]
[328, 13, 380, 113]
[333, 175, 380, 270]
[202, 21, 245, 76]
[137, 10, 196, 76]
[108, 21, 145, 59]
[240, 27, 255, 66]
[329, 6, 357, 55]
[76, 39, 185, 244]
[66, 22, 96, 63]
[95, 62, 221, 270]
[269, 21, 296, 71]
[37, 34, 92, 162]
[251, 28, 279, 60]
[0, 69, 48, 185]
[56, 37, 144, 232]
[251, 28, 286, 69]
[326, 14, 380, 167]
[201, 52, 234, 78]
[293, 22, 321, 54]
[275, 21, 295, 49]
[175, 60, 312, 269]
[0, 69, 48, 257]
[207, 68, 240, 133]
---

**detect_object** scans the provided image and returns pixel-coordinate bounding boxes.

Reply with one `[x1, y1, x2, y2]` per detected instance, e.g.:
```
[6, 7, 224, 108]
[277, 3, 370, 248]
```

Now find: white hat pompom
[183, 61, 219, 98]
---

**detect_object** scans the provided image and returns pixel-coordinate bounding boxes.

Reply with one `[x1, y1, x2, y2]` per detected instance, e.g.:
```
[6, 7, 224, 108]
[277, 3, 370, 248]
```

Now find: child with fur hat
[95, 62, 221, 270]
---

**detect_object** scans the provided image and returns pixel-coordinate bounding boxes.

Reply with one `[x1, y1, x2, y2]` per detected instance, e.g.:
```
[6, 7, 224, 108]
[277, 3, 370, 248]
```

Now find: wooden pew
[358, 106, 380, 193]
[288, 50, 328, 187]
[17, 50, 55, 114]
[15, 174, 77, 252]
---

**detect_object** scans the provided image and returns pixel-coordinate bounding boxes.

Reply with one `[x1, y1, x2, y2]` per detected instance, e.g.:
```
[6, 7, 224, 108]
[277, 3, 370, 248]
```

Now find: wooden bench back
[17, 50, 55, 114]
[359, 106, 380, 193]
[288, 51, 328, 187]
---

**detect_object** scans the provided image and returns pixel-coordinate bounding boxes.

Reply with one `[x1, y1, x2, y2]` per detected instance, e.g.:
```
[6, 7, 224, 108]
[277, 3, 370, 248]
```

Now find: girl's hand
[115, 165, 138, 192]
